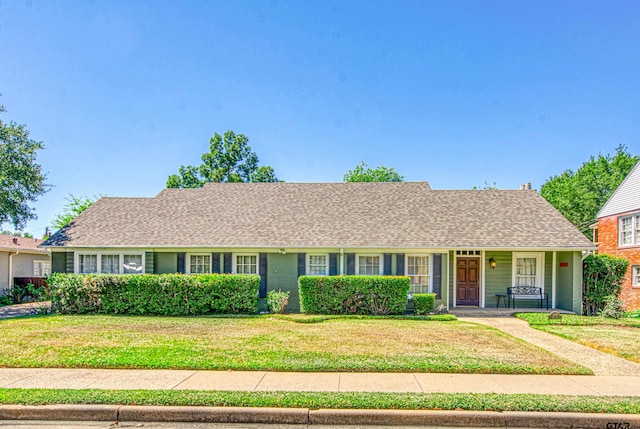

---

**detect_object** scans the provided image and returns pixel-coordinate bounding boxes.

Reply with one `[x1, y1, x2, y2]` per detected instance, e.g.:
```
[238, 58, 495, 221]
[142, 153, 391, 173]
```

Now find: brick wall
[597, 213, 640, 310]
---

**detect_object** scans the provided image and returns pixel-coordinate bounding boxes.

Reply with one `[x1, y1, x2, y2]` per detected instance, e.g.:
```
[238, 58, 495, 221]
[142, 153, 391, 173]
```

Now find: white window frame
[233, 253, 259, 275]
[633, 266, 640, 288]
[33, 260, 51, 277]
[306, 253, 329, 276]
[512, 252, 544, 290]
[355, 254, 383, 275]
[75, 252, 145, 274]
[619, 213, 640, 247]
[186, 253, 212, 274]
[405, 254, 431, 294]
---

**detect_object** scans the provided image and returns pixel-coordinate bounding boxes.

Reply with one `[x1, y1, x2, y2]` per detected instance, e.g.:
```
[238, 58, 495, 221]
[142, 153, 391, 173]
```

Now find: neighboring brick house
[0, 235, 51, 294]
[43, 182, 594, 313]
[594, 161, 640, 310]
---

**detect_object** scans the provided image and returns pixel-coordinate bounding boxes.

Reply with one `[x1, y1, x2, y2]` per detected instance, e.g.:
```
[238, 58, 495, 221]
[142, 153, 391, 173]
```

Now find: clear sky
[1, 0, 639, 237]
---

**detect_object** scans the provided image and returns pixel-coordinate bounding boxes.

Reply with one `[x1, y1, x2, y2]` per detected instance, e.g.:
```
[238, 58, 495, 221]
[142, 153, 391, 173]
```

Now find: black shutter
[433, 254, 442, 299]
[347, 253, 355, 275]
[213, 253, 220, 274]
[329, 253, 338, 275]
[259, 253, 267, 298]
[223, 252, 232, 273]
[298, 253, 306, 277]
[177, 252, 186, 273]
[383, 254, 392, 275]
[396, 254, 405, 275]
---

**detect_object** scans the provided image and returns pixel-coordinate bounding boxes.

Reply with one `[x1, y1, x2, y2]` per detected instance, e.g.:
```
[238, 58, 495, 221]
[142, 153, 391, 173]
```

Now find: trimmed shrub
[298, 276, 410, 315]
[583, 254, 629, 316]
[267, 289, 290, 314]
[48, 273, 260, 315]
[412, 293, 436, 315]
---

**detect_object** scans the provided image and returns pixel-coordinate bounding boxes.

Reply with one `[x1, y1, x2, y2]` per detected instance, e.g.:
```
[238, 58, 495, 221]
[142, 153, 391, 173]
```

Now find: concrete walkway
[0, 302, 48, 319]
[461, 317, 640, 376]
[1, 368, 639, 396]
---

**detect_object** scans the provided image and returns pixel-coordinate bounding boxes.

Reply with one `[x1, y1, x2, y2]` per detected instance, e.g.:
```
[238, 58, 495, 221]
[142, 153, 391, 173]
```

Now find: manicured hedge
[48, 273, 260, 315]
[298, 275, 410, 315]
[412, 293, 436, 315]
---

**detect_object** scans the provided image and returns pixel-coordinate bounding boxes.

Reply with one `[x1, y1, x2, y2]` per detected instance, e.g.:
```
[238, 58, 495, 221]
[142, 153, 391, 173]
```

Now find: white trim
[355, 254, 383, 275]
[446, 252, 450, 310]
[405, 253, 432, 294]
[552, 251, 557, 308]
[512, 252, 545, 291]
[632, 266, 640, 288]
[480, 250, 485, 308]
[33, 260, 51, 277]
[74, 251, 145, 274]
[306, 253, 329, 276]
[339, 249, 344, 275]
[185, 253, 212, 274]
[232, 253, 259, 274]
[618, 212, 640, 247]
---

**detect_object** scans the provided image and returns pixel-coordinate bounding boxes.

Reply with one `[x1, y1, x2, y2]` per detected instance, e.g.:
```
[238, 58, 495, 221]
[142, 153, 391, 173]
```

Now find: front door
[456, 257, 479, 306]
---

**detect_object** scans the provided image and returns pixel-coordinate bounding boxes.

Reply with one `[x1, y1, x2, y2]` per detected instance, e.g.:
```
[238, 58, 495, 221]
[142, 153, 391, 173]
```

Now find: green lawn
[0, 314, 590, 374]
[1, 388, 639, 414]
[516, 313, 640, 363]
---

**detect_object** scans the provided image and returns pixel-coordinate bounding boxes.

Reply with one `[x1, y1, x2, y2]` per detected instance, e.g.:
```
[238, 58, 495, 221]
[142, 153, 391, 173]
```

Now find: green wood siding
[267, 253, 299, 312]
[51, 252, 68, 273]
[155, 252, 178, 274]
[484, 251, 513, 308]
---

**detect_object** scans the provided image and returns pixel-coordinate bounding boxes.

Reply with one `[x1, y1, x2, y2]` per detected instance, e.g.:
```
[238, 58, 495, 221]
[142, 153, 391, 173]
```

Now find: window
[307, 254, 328, 276]
[101, 255, 120, 274]
[78, 254, 98, 274]
[187, 254, 211, 274]
[75, 253, 144, 274]
[235, 254, 258, 274]
[406, 255, 429, 294]
[33, 260, 51, 277]
[633, 266, 640, 288]
[356, 255, 382, 275]
[620, 214, 640, 246]
[512, 252, 543, 288]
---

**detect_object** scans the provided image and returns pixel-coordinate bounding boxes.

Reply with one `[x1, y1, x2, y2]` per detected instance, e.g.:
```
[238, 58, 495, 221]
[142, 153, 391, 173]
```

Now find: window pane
[308, 255, 327, 275]
[101, 255, 120, 274]
[408, 256, 429, 294]
[236, 255, 257, 274]
[358, 256, 380, 275]
[189, 255, 210, 274]
[515, 257, 537, 286]
[635, 216, 640, 244]
[123, 255, 143, 274]
[634, 266, 640, 287]
[79, 255, 97, 274]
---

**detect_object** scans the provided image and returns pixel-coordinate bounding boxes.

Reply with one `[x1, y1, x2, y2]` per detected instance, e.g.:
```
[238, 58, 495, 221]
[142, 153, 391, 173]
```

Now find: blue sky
[1, 0, 639, 236]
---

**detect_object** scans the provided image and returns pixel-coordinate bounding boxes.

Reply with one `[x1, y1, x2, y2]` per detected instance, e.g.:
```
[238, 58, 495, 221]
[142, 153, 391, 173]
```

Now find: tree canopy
[540, 145, 639, 236]
[343, 161, 405, 182]
[167, 130, 278, 188]
[0, 104, 50, 230]
[51, 194, 97, 231]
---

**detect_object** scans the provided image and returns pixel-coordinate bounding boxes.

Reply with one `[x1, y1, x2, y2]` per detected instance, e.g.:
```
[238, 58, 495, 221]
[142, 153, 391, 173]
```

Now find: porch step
[449, 307, 575, 317]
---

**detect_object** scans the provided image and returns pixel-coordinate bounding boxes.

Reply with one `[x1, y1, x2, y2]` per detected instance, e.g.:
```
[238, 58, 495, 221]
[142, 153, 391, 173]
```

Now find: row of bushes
[299, 275, 411, 315]
[48, 273, 260, 315]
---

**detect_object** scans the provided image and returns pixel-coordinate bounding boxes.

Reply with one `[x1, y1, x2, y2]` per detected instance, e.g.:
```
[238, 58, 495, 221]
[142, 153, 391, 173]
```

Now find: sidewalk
[1, 367, 639, 396]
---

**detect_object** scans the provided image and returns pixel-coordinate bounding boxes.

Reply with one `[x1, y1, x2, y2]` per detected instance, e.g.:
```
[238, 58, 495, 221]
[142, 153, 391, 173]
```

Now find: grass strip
[0, 389, 639, 414]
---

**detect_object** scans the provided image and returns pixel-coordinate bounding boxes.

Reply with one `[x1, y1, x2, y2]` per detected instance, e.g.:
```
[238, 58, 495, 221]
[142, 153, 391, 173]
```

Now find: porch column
[552, 251, 557, 309]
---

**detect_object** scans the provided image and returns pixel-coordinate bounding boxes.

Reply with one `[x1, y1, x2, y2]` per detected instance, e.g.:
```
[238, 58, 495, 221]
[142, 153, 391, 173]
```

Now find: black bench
[507, 286, 549, 310]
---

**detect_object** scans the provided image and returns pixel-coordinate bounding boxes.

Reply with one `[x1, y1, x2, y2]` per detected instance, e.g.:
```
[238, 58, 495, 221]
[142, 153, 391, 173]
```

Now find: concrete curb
[0, 404, 639, 427]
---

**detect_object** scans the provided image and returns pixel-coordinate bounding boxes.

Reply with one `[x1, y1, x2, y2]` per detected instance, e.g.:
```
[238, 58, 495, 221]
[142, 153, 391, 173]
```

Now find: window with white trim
[512, 252, 544, 288]
[307, 254, 328, 276]
[187, 254, 211, 274]
[234, 254, 258, 274]
[406, 255, 430, 294]
[356, 254, 382, 275]
[620, 214, 640, 246]
[76, 253, 145, 274]
[633, 266, 640, 288]
[33, 260, 51, 277]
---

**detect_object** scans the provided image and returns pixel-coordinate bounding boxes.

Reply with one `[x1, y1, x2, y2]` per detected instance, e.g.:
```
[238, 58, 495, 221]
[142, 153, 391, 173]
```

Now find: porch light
[489, 257, 497, 269]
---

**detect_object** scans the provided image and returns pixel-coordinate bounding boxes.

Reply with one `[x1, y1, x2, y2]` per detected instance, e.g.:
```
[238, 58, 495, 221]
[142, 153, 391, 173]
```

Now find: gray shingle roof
[43, 182, 593, 249]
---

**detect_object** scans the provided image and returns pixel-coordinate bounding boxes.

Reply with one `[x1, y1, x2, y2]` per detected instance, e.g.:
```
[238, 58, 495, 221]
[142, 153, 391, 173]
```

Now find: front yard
[0, 314, 589, 374]
[517, 313, 640, 363]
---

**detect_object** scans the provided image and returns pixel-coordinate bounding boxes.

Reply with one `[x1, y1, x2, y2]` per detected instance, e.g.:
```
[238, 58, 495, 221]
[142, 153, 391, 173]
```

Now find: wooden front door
[456, 257, 480, 306]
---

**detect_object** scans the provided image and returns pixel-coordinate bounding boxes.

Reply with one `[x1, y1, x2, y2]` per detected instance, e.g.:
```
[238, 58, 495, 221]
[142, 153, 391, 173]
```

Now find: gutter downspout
[8, 250, 19, 289]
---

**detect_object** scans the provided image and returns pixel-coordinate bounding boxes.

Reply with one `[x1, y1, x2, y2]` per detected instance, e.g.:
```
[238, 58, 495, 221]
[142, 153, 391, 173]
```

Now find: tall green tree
[167, 130, 278, 188]
[0, 104, 50, 230]
[51, 194, 97, 230]
[343, 161, 404, 182]
[540, 145, 639, 236]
